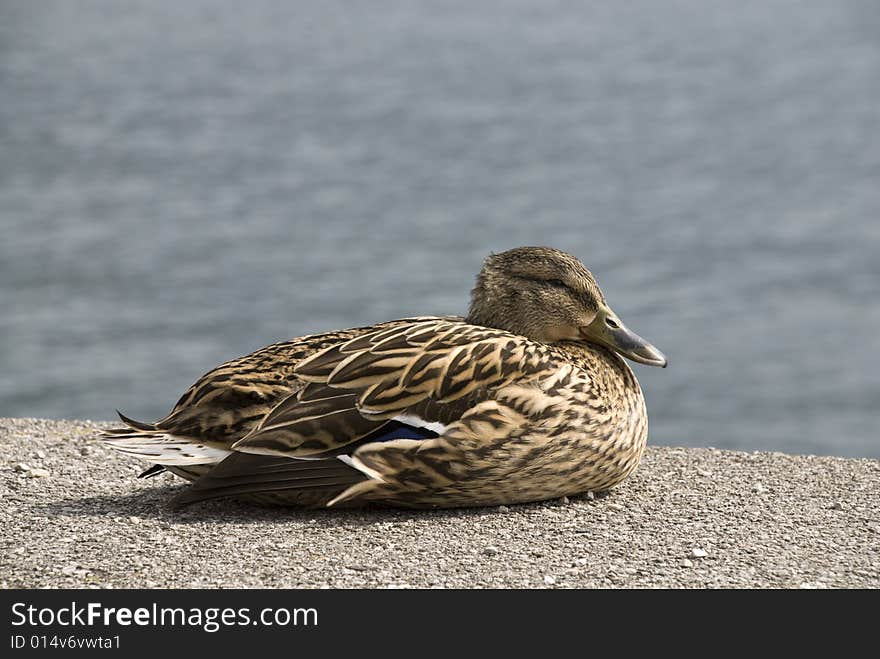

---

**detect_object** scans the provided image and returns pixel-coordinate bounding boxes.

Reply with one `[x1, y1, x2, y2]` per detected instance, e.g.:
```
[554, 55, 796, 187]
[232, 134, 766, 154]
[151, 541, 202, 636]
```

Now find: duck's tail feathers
[115, 410, 157, 432]
[99, 411, 232, 466]
[137, 464, 167, 479]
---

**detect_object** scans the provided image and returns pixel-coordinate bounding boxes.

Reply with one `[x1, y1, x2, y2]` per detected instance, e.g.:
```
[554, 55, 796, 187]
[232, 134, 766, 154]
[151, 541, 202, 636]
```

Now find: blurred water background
[1, 0, 878, 457]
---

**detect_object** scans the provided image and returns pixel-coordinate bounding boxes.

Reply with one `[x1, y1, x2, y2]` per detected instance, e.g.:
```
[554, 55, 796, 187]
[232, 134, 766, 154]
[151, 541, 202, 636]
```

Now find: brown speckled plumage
[100, 246, 665, 508]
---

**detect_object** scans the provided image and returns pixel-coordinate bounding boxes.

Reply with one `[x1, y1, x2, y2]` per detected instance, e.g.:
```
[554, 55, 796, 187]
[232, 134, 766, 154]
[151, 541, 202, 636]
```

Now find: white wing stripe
[392, 414, 448, 436]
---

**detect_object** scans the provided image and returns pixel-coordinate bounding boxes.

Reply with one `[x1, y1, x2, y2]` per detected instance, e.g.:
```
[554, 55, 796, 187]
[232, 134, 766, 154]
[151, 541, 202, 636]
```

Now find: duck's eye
[606, 317, 620, 329]
[546, 279, 566, 288]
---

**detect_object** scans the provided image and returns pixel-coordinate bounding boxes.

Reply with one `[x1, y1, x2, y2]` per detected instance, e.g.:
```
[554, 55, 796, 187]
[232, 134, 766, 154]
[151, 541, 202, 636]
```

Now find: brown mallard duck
[101, 246, 666, 508]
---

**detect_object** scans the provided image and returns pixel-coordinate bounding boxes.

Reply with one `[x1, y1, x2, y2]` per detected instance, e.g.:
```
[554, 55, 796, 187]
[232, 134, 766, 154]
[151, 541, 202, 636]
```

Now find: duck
[101, 246, 667, 508]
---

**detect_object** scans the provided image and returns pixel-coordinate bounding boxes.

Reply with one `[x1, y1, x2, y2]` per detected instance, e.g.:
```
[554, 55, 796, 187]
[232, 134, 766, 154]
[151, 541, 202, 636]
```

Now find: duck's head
[467, 246, 667, 367]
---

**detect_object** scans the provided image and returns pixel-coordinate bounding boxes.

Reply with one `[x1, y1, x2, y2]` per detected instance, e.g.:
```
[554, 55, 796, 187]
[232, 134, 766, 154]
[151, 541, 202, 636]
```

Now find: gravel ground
[1, 417, 878, 589]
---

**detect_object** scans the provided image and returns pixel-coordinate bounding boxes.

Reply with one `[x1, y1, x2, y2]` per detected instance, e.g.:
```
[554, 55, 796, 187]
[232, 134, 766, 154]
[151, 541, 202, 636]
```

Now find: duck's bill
[580, 309, 668, 368]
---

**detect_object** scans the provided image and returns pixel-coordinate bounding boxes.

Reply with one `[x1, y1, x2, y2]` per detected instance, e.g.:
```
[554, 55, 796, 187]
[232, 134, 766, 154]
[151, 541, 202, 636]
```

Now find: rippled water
[2, 0, 879, 456]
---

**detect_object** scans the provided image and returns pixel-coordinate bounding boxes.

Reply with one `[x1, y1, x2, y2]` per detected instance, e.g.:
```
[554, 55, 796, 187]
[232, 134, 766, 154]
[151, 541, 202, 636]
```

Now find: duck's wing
[178, 320, 570, 507]
[151, 320, 427, 443]
[100, 317, 453, 471]
[231, 318, 558, 457]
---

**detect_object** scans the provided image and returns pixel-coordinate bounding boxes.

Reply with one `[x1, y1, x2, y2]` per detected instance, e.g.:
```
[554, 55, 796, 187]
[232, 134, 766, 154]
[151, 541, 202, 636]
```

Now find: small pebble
[559, 496, 570, 505]
[36, 450, 46, 459]
[28, 468, 50, 478]
[691, 548, 708, 558]
[543, 575, 556, 585]
[14, 463, 31, 472]
[497, 505, 510, 513]
[586, 491, 596, 500]
[128, 516, 141, 524]
[80, 446, 91, 456]
[607, 503, 625, 511]
[752, 483, 766, 494]
[483, 546, 499, 556]
[681, 559, 694, 568]
[697, 469, 712, 477]
[829, 501, 844, 511]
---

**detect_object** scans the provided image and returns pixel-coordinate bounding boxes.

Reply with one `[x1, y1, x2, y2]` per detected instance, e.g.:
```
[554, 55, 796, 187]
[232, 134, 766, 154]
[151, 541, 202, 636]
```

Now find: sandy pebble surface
[1, 417, 877, 589]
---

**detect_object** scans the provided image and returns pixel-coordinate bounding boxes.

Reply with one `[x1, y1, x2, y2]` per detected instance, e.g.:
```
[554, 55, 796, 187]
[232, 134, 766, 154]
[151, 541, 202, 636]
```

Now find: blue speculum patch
[364, 420, 439, 443]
